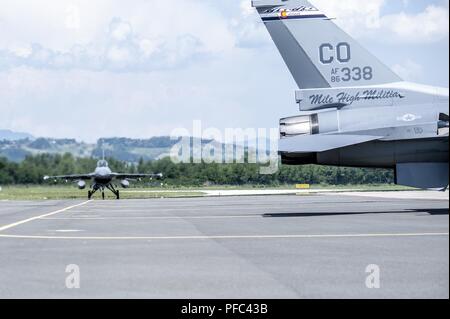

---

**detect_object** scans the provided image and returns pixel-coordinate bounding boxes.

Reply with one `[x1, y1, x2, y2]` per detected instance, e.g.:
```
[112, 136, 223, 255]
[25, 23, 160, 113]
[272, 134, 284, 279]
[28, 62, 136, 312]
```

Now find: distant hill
[0, 136, 252, 163]
[94, 137, 184, 162]
[0, 129, 34, 141]
[0, 137, 94, 162]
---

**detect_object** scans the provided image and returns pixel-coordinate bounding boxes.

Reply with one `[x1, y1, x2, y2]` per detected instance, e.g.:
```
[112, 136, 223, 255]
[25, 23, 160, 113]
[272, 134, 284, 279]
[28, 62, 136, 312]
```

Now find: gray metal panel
[314, 138, 449, 168]
[279, 134, 381, 153]
[396, 163, 449, 189]
[264, 20, 330, 89]
[328, 103, 443, 139]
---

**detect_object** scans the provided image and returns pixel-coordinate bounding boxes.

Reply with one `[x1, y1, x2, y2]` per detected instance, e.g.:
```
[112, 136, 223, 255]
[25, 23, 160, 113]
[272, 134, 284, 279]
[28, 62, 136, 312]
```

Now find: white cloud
[139, 38, 162, 57]
[0, 18, 208, 72]
[65, 5, 81, 30]
[228, 0, 271, 48]
[312, 0, 385, 35]
[109, 18, 132, 42]
[9, 44, 32, 58]
[392, 59, 424, 81]
[0, 0, 235, 72]
[381, 5, 449, 43]
[0, 1, 110, 51]
[311, 0, 449, 43]
[240, 0, 255, 17]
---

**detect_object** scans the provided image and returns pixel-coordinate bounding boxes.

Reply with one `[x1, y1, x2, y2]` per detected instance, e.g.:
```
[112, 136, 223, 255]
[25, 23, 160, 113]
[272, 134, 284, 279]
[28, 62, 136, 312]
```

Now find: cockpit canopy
[97, 160, 109, 168]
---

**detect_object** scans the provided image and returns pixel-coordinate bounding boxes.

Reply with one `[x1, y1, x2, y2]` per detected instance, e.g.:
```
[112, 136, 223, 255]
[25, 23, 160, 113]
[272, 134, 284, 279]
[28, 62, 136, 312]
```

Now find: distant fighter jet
[252, 0, 449, 190]
[44, 155, 163, 200]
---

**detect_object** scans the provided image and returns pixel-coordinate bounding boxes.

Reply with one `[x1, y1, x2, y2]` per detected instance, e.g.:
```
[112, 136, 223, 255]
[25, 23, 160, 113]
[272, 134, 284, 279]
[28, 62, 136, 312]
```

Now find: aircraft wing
[43, 174, 94, 181]
[111, 173, 163, 180]
[279, 134, 382, 153]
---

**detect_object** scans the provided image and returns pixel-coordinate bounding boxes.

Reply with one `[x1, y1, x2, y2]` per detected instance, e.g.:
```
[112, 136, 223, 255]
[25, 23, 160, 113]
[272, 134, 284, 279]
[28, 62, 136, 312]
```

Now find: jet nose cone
[95, 167, 111, 177]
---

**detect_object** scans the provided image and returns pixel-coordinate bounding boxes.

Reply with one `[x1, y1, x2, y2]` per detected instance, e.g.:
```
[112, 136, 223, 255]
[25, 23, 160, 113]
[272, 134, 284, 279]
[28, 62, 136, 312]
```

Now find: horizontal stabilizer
[279, 134, 381, 153]
[396, 163, 449, 190]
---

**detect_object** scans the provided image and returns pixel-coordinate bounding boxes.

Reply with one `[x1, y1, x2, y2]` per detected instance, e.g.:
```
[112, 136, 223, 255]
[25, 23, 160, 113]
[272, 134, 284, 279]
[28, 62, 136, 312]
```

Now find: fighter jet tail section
[252, 0, 402, 89]
[253, 1, 449, 190]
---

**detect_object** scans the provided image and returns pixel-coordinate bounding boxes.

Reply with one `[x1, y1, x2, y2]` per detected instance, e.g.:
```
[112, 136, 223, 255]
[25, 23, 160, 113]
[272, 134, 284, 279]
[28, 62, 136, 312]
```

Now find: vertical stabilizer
[252, 0, 402, 89]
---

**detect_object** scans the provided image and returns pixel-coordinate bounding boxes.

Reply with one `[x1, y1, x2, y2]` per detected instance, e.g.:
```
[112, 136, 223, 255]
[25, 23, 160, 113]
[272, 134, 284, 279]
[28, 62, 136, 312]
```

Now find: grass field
[0, 184, 414, 200]
[0, 185, 205, 200]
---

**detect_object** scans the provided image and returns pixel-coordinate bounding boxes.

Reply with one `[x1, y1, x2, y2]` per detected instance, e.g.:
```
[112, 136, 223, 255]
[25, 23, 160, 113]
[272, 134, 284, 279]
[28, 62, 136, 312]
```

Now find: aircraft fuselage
[92, 166, 113, 185]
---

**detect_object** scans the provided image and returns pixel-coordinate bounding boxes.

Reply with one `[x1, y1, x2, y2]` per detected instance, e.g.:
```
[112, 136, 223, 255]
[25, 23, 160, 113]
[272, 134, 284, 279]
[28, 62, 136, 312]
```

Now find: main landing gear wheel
[102, 192, 105, 200]
[88, 191, 92, 200]
[116, 190, 120, 200]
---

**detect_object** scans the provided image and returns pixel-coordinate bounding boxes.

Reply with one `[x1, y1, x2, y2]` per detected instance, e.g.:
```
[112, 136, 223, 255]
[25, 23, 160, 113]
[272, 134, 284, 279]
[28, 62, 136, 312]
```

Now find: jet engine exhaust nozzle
[280, 114, 319, 138]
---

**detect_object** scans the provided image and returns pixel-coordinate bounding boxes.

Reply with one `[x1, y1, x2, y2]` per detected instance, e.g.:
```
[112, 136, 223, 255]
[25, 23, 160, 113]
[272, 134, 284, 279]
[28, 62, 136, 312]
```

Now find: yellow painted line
[0, 232, 447, 241]
[0, 201, 90, 232]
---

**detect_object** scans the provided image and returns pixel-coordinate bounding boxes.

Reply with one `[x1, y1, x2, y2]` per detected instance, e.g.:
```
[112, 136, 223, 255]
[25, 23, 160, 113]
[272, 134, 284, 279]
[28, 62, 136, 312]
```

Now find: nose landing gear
[87, 184, 120, 200]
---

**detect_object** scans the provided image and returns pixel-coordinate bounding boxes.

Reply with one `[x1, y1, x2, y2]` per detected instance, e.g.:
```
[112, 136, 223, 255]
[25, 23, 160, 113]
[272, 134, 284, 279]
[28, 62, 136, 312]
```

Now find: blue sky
[0, 0, 448, 142]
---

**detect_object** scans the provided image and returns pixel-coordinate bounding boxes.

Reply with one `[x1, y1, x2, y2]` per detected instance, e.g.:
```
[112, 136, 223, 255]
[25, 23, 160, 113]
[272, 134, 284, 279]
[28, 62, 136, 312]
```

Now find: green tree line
[0, 153, 394, 186]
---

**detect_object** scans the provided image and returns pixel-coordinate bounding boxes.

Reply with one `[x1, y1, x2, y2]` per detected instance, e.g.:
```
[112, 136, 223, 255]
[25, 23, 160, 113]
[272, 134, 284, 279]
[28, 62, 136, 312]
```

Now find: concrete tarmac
[0, 192, 448, 298]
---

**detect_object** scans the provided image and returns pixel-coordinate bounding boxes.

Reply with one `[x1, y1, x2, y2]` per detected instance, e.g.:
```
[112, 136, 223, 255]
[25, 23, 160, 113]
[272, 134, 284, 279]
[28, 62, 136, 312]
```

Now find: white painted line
[0, 232, 447, 241]
[53, 230, 84, 233]
[61, 204, 389, 214]
[117, 189, 359, 197]
[65, 207, 273, 213]
[332, 191, 450, 201]
[202, 190, 339, 196]
[42, 215, 260, 220]
[0, 201, 90, 232]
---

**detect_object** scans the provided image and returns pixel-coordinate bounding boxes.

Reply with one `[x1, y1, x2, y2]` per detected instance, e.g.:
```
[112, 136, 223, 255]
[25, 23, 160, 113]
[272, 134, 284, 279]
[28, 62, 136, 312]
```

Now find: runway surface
[0, 192, 448, 298]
